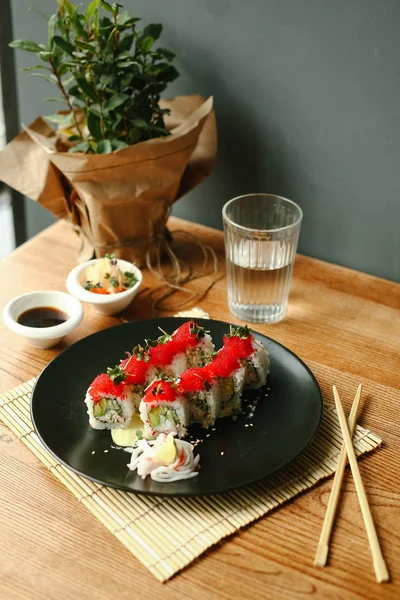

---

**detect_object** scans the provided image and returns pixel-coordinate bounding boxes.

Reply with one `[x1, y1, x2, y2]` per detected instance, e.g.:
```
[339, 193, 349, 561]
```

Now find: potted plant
[1, 0, 216, 269]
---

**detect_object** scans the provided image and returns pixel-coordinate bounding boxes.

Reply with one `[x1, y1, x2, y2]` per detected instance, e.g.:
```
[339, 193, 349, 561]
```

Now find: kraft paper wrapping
[0, 95, 216, 266]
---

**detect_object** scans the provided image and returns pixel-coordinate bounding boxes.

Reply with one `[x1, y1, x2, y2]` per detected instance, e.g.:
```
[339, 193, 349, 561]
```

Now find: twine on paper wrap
[144, 206, 222, 312]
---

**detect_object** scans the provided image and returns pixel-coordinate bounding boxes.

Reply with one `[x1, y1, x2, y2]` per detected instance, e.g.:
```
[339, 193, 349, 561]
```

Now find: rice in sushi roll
[117, 354, 151, 407]
[172, 321, 214, 368]
[223, 326, 270, 389]
[84, 373, 135, 430]
[177, 367, 221, 429]
[206, 350, 246, 418]
[139, 379, 190, 439]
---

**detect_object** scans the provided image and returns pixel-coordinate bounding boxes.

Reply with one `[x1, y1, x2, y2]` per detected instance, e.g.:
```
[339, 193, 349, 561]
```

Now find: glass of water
[223, 194, 303, 323]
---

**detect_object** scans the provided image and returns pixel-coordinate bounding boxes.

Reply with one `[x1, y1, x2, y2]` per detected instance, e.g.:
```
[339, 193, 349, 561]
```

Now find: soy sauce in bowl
[17, 306, 69, 328]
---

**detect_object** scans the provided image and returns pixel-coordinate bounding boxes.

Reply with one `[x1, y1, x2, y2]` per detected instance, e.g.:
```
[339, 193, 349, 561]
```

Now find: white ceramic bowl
[2, 291, 84, 349]
[66, 258, 142, 316]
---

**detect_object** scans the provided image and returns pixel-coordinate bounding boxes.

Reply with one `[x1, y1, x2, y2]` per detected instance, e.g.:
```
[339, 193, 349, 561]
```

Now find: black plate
[31, 318, 323, 497]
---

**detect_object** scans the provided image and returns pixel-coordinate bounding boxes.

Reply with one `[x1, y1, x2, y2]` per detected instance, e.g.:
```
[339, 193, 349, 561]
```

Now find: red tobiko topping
[205, 347, 241, 379]
[89, 373, 126, 403]
[177, 368, 211, 393]
[222, 334, 254, 359]
[143, 380, 179, 404]
[147, 321, 200, 367]
[120, 356, 149, 385]
[171, 321, 200, 351]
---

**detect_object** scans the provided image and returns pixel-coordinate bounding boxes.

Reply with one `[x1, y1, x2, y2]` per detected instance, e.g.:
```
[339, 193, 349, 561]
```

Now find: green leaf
[71, 15, 88, 39]
[62, 74, 76, 86]
[69, 141, 92, 153]
[101, 0, 113, 13]
[74, 74, 98, 102]
[21, 65, 48, 71]
[118, 33, 134, 53]
[156, 47, 176, 61]
[96, 139, 112, 154]
[141, 36, 154, 52]
[9, 40, 43, 53]
[142, 24, 162, 42]
[116, 51, 132, 61]
[28, 72, 58, 83]
[52, 35, 75, 56]
[87, 113, 102, 139]
[88, 103, 102, 116]
[117, 60, 138, 68]
[128, 128, 141, 143]
[148, 124, 169, 136]
[38, 51, 54, 61]
[99, 73, 115, 88]
[47, 14, 57, 49]
[110, 138, 128, 151]
[86, 0, 100, 21]
[28, 7, 49, 20]
[68, 135, 81, 141]
[103, 93, 129, 112]
[131, 118, 148, 130]
[117, 11, 139, 26]
[45, 112, 74, 125]
[155, 64, 179, 83]
[75, 40, 97, 53]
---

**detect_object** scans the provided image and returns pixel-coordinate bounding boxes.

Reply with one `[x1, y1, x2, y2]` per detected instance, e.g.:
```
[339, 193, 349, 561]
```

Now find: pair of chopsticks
[314, 385, 389, 583]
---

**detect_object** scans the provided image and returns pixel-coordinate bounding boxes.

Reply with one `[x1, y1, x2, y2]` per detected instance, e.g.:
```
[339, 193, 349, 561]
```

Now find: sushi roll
[146, 320, 215, 380]
[206, 349, 246, 418]
[84, 373, 135, 430]
[139, 379, 190, 439]
[117, 353, 152, 407]
[177, 367, 221, 429]
[223, 326, 270, 389]
[172, 321, 214, 368]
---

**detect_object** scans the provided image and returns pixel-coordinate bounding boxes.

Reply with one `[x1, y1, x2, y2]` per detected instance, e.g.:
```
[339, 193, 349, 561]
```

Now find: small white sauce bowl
[2, 291, 84, 349]
[66, 258, 142, 316]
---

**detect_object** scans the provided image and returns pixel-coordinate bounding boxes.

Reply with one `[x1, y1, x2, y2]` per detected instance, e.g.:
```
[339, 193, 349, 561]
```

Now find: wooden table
[0, 218, 399, 600]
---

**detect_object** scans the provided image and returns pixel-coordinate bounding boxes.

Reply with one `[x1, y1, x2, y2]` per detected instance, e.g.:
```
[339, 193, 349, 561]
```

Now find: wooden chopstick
[333, 386, 389, 583]
[314, 384, 363, 567]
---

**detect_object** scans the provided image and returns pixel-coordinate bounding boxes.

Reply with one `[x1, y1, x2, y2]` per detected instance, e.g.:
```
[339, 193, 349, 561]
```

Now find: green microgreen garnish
[189, 322, 210, 340]
[226, 325, 251, 339]
[135, 429, 143, 440]
[109, 276, 119, 288]
[105, 253, 115, 260]
[123, 271, 138, 288]
[107, 365, 127, 386]
[157, 327, 173, 344]
[104, 272, 110, 279]
[132, 344, 150, 363]
[85, 280, 103, 291]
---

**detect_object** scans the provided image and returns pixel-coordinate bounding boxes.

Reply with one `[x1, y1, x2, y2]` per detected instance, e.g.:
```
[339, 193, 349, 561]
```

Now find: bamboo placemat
[0, 378, 382, 582]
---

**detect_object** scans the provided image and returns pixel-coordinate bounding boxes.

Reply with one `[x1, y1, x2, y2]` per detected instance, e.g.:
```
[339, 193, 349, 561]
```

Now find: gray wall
[10, 0, 400, 281]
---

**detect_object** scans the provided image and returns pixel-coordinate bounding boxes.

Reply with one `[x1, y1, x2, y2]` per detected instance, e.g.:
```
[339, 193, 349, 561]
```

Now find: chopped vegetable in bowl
[84, 254, 138, 295]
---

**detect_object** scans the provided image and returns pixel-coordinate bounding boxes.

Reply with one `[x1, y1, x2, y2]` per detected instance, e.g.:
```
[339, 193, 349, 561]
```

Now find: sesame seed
[220, 452, 224, 456]
[212, 428, 216, 431]
[250, 423, 254, 427]
[206, 434, 210, 437]
[245, 424, 249, 427]
[104, 450, 109, 453]
[91, 451, 95, 455]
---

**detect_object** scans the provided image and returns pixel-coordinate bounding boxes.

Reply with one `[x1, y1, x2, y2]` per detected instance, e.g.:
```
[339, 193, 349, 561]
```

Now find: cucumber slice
[93, 403, 105, 417]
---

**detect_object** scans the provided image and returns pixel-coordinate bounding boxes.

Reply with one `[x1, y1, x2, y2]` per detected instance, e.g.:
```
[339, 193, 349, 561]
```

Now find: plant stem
[50, 60, 83, 140]
[113, 12, 119, 55]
